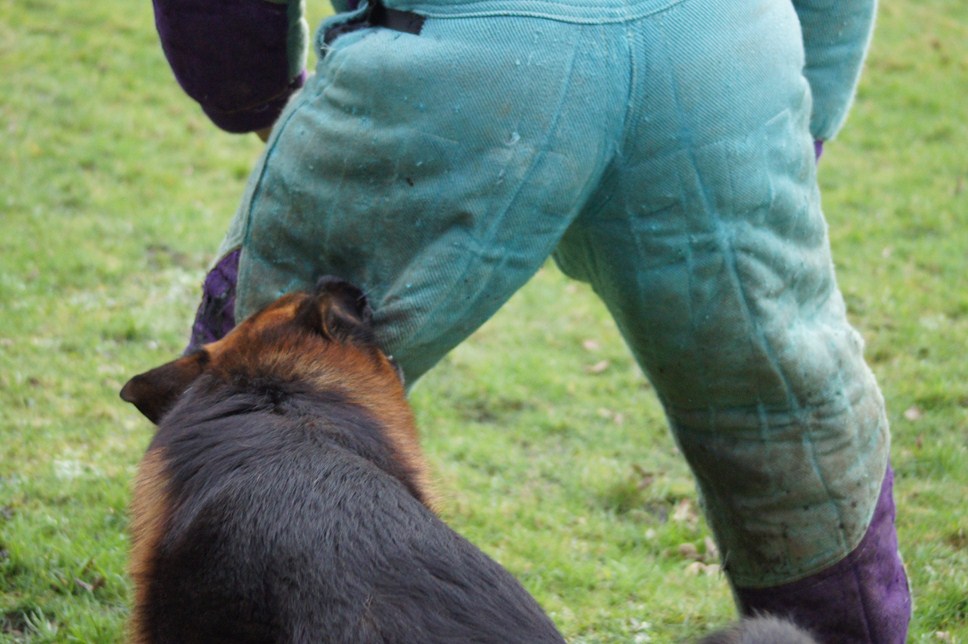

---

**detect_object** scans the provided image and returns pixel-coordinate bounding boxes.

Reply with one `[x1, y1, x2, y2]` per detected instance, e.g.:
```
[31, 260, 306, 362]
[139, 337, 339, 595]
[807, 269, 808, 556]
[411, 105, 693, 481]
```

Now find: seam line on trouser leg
[654, 6, 850, 572]
[720, 152, 852, 563]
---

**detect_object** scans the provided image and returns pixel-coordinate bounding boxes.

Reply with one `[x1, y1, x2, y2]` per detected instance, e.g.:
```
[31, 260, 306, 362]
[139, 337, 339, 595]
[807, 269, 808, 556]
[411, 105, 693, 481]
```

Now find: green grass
[1, 0, 966, 641]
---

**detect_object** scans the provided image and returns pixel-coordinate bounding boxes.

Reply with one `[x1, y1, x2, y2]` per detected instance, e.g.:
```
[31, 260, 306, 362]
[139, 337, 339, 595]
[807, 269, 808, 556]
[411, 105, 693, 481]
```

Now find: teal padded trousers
[217, 0, 890, 589]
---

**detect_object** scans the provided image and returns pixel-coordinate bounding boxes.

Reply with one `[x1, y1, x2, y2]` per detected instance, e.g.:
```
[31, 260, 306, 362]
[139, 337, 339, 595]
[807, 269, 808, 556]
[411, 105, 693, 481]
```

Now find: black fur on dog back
[136, 372, 564, 643]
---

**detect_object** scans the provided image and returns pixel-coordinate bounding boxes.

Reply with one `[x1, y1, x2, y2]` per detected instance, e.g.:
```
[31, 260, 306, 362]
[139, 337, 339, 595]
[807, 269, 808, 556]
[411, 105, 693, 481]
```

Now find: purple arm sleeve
[153, 0, 305, 133]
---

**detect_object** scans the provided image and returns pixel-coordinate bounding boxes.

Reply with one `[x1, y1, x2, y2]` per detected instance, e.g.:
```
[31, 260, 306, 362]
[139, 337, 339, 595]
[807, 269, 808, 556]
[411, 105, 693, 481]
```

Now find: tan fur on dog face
[200, 291, 433, 506]
[122, 283, 432, 508]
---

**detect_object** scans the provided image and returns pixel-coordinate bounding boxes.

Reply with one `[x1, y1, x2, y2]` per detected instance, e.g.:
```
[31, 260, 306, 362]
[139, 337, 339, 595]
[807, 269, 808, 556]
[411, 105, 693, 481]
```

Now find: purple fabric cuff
[815, 140, 824, 162]
[201, 71, 306, 133]
[186, 249, 240, 354]
[735, 466, 911, 643]
[153, 0, 304, 133]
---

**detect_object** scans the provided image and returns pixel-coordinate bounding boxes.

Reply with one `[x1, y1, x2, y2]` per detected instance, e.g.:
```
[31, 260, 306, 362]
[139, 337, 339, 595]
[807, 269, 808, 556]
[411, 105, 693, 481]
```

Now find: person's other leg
[554, 0, 909, 640]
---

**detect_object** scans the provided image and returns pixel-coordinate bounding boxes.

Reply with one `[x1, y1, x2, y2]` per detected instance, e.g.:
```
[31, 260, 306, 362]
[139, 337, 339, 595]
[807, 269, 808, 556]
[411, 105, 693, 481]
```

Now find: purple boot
[734, 467, 911, 643]
[186, 249, 240, 353]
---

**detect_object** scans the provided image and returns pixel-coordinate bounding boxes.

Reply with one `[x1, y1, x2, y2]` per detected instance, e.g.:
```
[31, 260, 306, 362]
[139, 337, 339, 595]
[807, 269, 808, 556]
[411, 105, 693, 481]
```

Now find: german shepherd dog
[120, 277, 565, 644]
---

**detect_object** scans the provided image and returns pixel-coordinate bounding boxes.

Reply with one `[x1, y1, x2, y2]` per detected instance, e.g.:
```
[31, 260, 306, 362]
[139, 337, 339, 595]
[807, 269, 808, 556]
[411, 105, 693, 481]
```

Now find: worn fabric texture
[375, 0, 876, 141]
[202, 0, 899, 595]
[736, 466, 911, 643]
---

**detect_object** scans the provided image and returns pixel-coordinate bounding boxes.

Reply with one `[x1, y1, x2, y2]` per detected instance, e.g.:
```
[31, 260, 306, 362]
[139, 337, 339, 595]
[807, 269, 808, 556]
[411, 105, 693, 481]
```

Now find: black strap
[324, 1, 424, 45]
[369, 2, 425, 35]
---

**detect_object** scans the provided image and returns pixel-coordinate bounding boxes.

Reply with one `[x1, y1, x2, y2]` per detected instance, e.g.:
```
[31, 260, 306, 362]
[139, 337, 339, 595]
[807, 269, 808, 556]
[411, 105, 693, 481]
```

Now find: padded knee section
[735, 467, 911, 643]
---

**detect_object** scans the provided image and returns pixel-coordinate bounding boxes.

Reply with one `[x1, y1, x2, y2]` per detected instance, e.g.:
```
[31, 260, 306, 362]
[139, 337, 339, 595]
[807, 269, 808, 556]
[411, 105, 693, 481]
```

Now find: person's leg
[554, 0, 909, 640]
[202, 8, 630, 381]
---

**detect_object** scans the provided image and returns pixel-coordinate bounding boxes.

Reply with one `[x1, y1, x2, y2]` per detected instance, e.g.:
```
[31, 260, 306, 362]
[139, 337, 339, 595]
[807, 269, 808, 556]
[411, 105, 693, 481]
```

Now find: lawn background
[1, 0, 965, 641]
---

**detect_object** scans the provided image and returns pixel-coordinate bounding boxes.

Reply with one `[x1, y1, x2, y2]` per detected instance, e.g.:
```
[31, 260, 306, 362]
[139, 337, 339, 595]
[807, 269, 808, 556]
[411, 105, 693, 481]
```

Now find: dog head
[120, 277, 401, 425]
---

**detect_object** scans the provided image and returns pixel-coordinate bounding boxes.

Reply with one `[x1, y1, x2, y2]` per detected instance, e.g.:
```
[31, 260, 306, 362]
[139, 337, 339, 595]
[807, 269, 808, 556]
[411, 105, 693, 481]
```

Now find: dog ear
[300, 277, 374, 343]
[120, 352, 208, 424]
